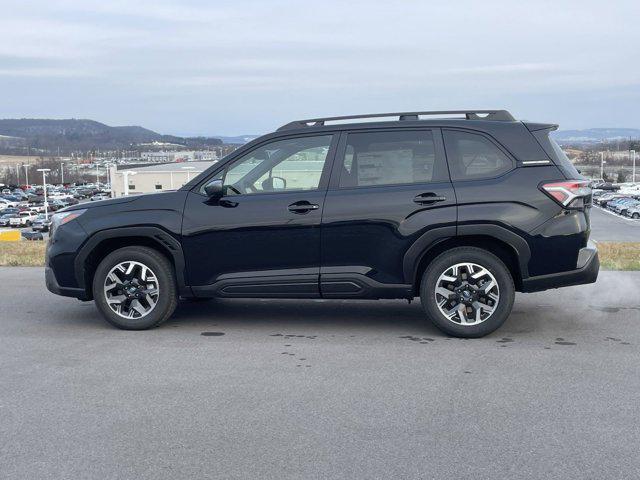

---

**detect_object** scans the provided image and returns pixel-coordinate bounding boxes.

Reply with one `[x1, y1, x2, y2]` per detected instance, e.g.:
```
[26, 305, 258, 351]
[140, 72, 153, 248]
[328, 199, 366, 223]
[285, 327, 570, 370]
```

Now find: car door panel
[319, 128, 456, 296]
[182, 190, 325, 293]
[181, 134, 337, 296]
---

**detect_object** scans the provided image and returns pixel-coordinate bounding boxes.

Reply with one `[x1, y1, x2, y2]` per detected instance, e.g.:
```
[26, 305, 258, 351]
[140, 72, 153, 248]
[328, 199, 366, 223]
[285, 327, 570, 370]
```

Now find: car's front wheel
[92, 246, 177, 330]
[420, 247, 515, 338]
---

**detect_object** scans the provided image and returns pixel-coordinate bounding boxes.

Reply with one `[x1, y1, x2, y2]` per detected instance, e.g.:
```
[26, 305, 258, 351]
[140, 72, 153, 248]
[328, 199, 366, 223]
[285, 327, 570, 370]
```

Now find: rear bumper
[521, 242, 599, 293]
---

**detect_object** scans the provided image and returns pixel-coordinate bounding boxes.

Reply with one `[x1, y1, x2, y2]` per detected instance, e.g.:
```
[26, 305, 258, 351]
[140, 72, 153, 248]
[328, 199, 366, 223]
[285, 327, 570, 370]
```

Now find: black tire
[92, 246, 177, 330]
[633, 213, 640, 220]
[420, 247, 515, 338]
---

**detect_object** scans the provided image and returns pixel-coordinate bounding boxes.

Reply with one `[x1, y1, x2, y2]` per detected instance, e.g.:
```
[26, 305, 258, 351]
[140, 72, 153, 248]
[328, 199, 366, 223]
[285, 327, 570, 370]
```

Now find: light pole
[37, 168, 51, 220]
[106, 162, 113, 188]
[600, 152, 606, 181]
[96, 163, 100, 185]
[631, 150, 636, 184]
[181, 166, 196, 183]
[23, 164, 29, 187]
[122, 171, 137, 196]
[60, 159, 65, 184]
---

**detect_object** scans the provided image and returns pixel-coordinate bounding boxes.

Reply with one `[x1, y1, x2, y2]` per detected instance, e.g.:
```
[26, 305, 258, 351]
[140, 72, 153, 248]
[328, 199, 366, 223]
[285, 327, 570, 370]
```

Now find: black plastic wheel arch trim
[402, 224, 531, 286]
[73, 226, 189, 297]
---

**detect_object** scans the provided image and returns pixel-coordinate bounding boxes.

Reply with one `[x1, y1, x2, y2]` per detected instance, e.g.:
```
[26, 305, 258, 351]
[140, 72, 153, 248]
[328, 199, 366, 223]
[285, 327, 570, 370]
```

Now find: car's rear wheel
[92, 246, 177, 330]
[420, 247, 515, 338]
[633, 213, 640, 219]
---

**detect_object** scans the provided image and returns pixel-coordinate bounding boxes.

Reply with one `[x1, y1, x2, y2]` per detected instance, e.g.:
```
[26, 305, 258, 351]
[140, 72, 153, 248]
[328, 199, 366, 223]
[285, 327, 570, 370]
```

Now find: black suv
[45, 110, 598, 337]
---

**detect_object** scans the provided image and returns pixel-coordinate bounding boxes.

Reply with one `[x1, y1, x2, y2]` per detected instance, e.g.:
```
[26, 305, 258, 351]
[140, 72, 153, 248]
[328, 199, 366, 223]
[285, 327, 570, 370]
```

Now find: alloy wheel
[434, 262, 500, 326]
[103, 261, 160, 319]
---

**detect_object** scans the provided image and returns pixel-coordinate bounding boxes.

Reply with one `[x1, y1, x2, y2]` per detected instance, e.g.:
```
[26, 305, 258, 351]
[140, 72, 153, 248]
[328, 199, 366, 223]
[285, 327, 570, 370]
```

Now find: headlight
[50, 209, 86, 235]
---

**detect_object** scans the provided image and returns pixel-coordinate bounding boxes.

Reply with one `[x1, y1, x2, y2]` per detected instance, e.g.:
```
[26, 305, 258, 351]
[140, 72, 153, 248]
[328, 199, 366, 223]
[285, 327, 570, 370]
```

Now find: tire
[633, 213, 640, 220]
[92, 246, 178, 330]
[420, 247, 515, 338]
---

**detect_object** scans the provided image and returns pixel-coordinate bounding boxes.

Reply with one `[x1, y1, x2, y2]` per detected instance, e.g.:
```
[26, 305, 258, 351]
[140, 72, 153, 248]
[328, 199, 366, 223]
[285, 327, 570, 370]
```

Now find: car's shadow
[52, 295, 539, 337]
[169, 297, 436, 332]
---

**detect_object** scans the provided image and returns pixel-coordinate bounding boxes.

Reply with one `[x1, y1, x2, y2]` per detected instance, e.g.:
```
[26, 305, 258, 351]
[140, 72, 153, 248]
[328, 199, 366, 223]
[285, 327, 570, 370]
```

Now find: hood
[63, 195, 137, 212]
[63, 190, 185, 213]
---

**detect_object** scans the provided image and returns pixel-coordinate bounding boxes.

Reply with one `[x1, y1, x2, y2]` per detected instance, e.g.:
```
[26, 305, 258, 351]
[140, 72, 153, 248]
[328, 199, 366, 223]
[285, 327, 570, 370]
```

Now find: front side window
[443, 130, 513, 181]
[220, 135, 333, 195]
[338, 130, 446, 188]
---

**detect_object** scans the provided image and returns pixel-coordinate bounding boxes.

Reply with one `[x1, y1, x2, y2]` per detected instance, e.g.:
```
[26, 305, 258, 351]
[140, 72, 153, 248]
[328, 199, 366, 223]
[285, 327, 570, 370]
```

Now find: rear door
[320, 128, 456, 297]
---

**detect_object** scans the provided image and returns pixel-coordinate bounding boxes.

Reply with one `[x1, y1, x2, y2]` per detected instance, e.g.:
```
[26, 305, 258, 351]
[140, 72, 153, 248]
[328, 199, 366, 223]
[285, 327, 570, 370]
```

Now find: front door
[182, 133, 337, 297]
[320, 128, 456, 297]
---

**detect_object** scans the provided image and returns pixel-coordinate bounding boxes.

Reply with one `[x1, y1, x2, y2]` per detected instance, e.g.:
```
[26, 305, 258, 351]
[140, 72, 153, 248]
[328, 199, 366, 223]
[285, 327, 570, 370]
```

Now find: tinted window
[339, 130, 446, 187]
[443, 130, 513, 180]
[222, 135, 332, 195]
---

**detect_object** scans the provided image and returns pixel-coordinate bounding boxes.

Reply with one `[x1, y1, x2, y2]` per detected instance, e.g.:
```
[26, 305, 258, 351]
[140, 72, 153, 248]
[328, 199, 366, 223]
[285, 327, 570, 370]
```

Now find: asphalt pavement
[1, 267, 639, 479]
[590, 206, 640, 242]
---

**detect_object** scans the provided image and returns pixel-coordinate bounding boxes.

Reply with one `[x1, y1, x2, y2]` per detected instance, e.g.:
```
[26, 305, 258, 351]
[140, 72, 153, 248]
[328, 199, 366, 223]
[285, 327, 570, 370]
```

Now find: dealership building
[110, 161, 215, 197]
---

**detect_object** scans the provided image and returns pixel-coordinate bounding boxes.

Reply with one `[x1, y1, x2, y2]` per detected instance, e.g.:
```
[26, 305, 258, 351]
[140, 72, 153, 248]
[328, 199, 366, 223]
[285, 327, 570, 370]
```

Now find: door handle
[413, 193, 447, 205]
[288, 201, 319, 214]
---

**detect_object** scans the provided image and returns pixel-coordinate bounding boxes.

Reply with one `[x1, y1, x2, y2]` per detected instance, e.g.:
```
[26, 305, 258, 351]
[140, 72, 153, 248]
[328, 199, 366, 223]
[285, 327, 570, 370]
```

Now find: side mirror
[204, 179, 224, 198]
[261, 176, 287, 191]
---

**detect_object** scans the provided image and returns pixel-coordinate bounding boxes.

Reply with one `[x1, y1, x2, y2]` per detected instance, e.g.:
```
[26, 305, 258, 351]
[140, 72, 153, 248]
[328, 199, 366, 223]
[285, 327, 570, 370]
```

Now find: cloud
[443, 63, 560, 75]
[0, 0, 639, 133]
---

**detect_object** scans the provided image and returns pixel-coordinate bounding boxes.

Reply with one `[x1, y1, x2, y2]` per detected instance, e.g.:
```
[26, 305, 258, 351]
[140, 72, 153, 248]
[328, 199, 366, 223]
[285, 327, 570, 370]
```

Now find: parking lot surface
[1, 268, 639, 479]
[590, 206, 640, 242]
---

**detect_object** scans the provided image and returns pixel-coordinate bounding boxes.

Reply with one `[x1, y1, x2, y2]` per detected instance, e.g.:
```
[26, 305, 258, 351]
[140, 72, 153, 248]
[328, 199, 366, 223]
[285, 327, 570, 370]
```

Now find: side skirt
[191, 272, 412, 300]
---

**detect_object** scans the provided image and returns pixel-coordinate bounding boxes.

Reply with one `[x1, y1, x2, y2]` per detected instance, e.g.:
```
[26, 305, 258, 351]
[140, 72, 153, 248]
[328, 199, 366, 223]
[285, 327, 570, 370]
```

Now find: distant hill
[213, 134, 260, 144]
[0, 118, 223, 154]
[553, 128, 640, 144]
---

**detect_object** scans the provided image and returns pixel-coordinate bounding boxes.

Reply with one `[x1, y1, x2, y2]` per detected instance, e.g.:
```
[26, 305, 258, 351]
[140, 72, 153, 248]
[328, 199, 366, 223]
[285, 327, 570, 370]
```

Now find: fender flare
[403, 224, 531, 285]
[74, 226, 188, 294]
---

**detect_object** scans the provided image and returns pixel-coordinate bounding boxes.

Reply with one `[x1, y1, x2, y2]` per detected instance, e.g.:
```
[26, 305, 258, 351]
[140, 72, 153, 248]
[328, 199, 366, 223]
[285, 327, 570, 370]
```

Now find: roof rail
[278, 110, 516, 131]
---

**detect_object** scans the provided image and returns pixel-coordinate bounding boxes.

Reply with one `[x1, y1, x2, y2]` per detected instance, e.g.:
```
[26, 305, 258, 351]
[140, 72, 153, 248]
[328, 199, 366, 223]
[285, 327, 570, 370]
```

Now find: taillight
[540, 180, 591, 209]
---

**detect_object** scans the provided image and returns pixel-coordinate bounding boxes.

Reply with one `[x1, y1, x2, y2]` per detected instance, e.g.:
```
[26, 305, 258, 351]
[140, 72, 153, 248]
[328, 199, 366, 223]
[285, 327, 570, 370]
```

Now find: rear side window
[338, 130, 448, 188]
[548, 136, 581, 178]
[443, 130, 513, 181]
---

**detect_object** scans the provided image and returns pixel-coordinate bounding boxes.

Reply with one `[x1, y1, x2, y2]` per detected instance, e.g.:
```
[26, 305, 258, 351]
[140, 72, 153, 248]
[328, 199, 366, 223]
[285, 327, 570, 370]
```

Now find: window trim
[193, 132, 339, 197]
[328, 127, 450, 191]
[442, 127, 516, 182]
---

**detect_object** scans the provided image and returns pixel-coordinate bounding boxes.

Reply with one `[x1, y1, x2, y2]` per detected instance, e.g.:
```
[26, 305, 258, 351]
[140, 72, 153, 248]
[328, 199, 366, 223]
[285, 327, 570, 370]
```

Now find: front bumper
[521, 242, 599, 293]
[45, 266, 89, 299]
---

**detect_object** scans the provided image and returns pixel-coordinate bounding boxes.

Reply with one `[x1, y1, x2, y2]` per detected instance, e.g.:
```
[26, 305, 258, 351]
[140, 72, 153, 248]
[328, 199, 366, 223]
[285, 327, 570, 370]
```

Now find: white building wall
[111, 169, 202, 197]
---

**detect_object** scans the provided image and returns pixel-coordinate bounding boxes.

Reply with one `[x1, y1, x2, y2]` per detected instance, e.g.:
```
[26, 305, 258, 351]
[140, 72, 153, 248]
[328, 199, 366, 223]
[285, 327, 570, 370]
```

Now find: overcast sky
[1, 0, 638, 136]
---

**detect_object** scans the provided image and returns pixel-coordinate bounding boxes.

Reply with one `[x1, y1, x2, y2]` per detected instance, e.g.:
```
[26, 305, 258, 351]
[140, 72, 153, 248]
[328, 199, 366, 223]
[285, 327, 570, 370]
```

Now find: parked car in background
[47, 199, 67, 211]
[31, 214, 52, 232]
[0, 213, 18, 227]
[596, 193, 623, 207]
[90, 193, 111, 201]
[0, 207, 20, 216]
[627, 203, 640, 219]
[9, 211, 38, 227]
[609, 196, 633, 211]
[0, 197, 19, 208]
[615, 199, 640, 216]
[591, 181, 618, 191]
[22, 230, 44, 241]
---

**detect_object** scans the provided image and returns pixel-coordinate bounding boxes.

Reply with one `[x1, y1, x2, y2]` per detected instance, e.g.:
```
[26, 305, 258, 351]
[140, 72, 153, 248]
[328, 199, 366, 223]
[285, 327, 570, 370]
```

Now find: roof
[115, 161, 216, 173]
